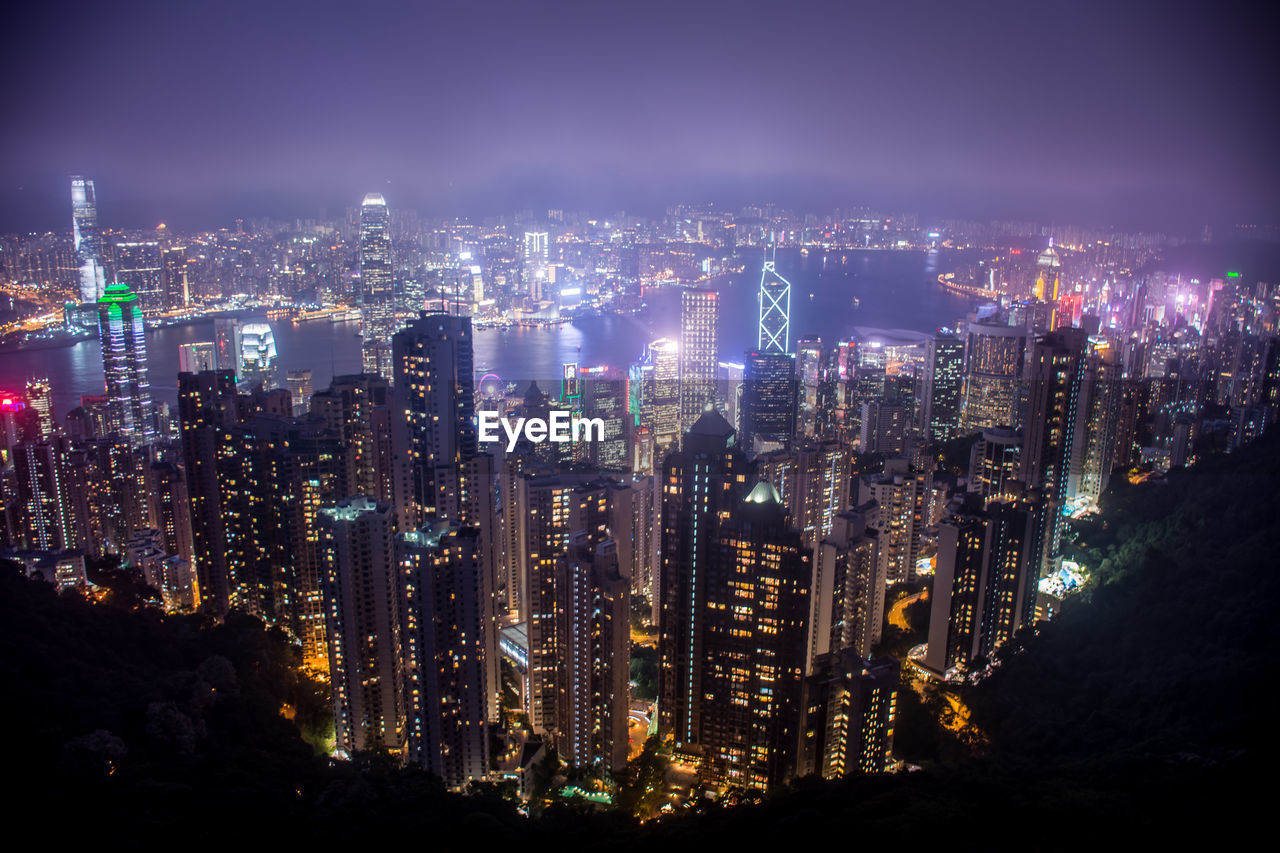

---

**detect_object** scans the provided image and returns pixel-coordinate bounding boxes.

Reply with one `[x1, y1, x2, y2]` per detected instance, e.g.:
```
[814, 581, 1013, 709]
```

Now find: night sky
[1, 0, 1275, 232]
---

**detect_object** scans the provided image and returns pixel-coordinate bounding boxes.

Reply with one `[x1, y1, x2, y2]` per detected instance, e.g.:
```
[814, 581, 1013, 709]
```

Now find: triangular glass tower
[757, 247, 791, 353]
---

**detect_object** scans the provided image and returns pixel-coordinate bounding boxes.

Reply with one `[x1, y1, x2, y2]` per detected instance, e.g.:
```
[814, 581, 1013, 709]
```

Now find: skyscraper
[556, 533, 630, 778]
[740, 350, 796, 455]
[399, 522, 491, 789]
[924, 495, 1044, 676]
[392, 314, 478, 525]
[959, 321, 1028, 433]
[391, 313, 501, 723]
[636, 338, 680, 455]
[758, 252, 791, 354]
[360, 193, 395, 377]
[698, 481, 811, 789]
[97, 282, 155, 447]
[680, 289, 719, 429]
[803, 651, 898, 778]
[922, 335, 964, 443]
[24, 378, 54, 439]
[71, 175, 105, 303]
[658, 410, 748, 752]
[319, 497, 405, 757]
[1021, 328, 1087, 571]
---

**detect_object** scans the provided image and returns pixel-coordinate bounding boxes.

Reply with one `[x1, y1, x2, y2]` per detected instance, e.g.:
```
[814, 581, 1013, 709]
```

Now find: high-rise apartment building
[399, 522, 490, 789]
[320, 497, 405, 757]
[697, 481, 811, 789]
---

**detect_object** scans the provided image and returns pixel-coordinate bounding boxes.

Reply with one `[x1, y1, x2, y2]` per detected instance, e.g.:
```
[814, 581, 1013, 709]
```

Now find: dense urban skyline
[2, 1, 1277, 233]
[1, 1, 1275, 841]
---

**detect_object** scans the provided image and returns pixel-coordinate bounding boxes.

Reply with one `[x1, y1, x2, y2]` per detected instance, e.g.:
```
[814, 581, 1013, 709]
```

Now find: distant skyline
[2, 0, 1276, 233]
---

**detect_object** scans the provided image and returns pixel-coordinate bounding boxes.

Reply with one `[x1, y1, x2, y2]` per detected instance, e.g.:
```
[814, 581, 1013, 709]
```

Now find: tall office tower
[802, 650, 897, 778]
[311, 373, 393, 504]
[757, 252, 792, 354]
[860, 463, 932, 584]
[795, 336, 823, 437]
[1021, 328, 1087, 571]
[319, 497, 405, 757]
[160, 244, 190, 309]
[658, 411, 748, 752]
[12, 437, 75, 550]
[811, 507, 883, 666]
[1070, 346, 1121, 509]
[959, 321, 1029, 432]
[71, 175, 105, 303]
[177, 342, 217, 374]
[922, 335, 964, 443]
[582, 371, 629, 471]
[399, 523, 490, 789]
[285, 369, 314, 418]
[679, 289, 720, 429]
[556, 533, 630, 778]
[112, 238, 163, 313]
[924, 496, 1043, 676]
[97, 283, 155, 447]
[859, 399, 906, 455]
[238, 323, 278, 390]
[740, 350, 796, 455]
[968, 426, 1023, 503]
[24, 378, 54, 438]
[637, 338, 680, 456]
[516, 471, 599, 733]
[758, 440, 850, 548]
[360, 193, 395, 378]
[178, 370, 240, 614]
[146, 461, 193, 564]
[697, 481, 811, 790]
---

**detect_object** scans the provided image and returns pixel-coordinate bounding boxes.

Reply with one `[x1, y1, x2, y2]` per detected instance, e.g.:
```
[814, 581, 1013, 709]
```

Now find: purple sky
[1, 0, 1275, 232]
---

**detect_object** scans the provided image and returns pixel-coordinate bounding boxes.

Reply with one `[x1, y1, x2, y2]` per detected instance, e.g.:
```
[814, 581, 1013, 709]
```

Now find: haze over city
[2, 0, 1277, 232]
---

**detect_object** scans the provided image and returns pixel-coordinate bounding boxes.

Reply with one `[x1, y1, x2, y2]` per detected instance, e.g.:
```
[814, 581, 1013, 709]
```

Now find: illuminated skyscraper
[922, 335, 964, 443]
[680, 289, 720, 429]
[556, 533, 630, 778]
[740, 350, 796, 454]
[24, 378, 54, 439]
[360, 193, 395, 377]
[238, 322, 278, 390]
[319, 497, 405, 757]
[638, 338, 680, 455]
[698, 481, 811, 789]
[1022, 328, 1088, 571]
[959, 321, 1028, 433]
[97, 282, 155, 447]
[803, 651, 897, 778]
[658, 411, 748, 751]
[399, 522, 491, 789]
[758, 252, 791, 353]
[71, 175, 105, 303]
